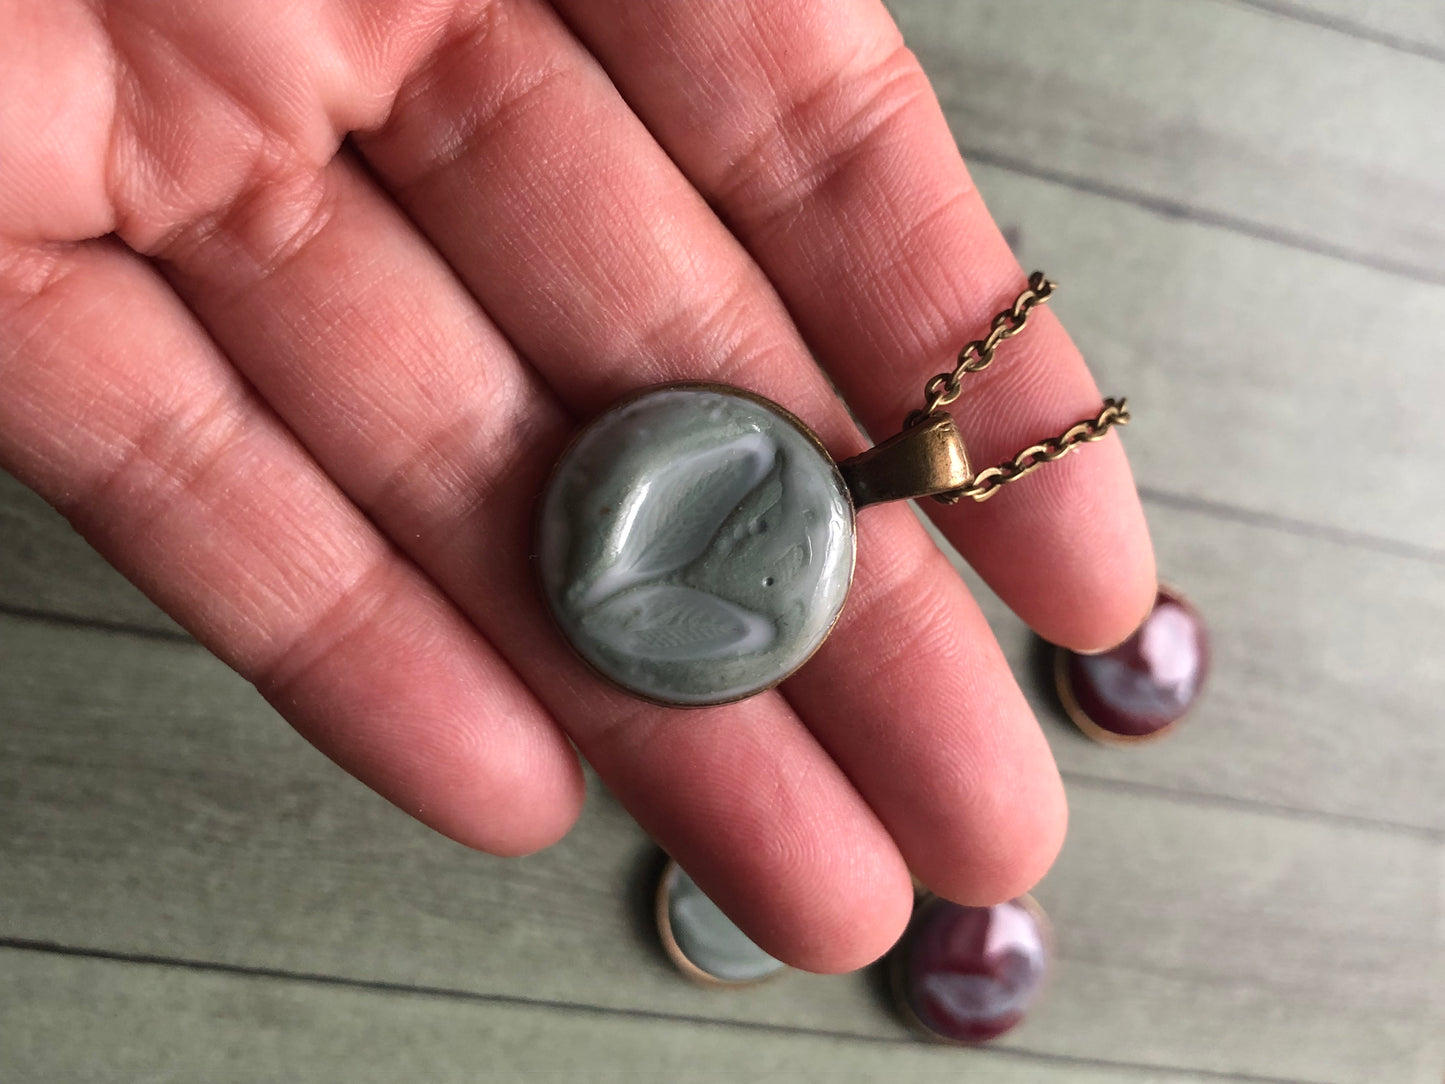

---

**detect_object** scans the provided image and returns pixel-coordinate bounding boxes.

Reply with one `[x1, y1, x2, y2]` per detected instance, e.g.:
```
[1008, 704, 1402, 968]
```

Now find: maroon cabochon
[897, 897, 1050, 1043]
[1064, 586, 1209, 738]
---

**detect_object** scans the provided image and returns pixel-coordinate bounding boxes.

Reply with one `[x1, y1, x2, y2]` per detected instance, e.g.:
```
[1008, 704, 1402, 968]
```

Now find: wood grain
[948, 496, 1445, 833]
[970, 156, 1445, 556]
[0, 471, 182, 637]
[1, 611, 1438, 1082]
[1233, 0, 1445, 60]
[3, 1, 1444, 1079]
[892, 0, 1445, 285]
[0, 949, 1252, 1084]
[8, 156, 1445, 591]
[7, 452, 1443, 833]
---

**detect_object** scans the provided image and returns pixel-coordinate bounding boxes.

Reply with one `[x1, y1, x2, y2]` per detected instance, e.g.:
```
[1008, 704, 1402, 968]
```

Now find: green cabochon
[538, 386, 855, 705]
[660, 861, 784, 984]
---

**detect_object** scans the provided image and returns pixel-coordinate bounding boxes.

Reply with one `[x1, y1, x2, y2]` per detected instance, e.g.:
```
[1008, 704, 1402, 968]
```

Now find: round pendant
[536, 384, 857, 706]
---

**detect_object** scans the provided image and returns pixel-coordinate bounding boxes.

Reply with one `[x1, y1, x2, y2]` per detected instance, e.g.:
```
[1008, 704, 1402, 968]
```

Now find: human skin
[0, 0, 1155, 973]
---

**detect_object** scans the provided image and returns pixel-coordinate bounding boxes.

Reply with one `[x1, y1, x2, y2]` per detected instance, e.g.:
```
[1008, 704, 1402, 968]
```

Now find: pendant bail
[839, 412, 972, 510]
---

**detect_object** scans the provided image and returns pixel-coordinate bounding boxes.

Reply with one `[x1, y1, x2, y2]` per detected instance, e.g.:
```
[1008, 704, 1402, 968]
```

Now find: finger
[549, 0, 1158, 652]
[786, 513, 1069, 902]
[0, 237, 583, 856]
[141, 152, 911, 972]
[353, 1, 1063, 898]
[6, 0, 914, 970]
[7, 0, 916, 968]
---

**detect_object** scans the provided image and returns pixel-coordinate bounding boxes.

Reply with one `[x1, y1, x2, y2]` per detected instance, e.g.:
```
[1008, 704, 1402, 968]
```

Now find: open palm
[0, 0, 1154, 971]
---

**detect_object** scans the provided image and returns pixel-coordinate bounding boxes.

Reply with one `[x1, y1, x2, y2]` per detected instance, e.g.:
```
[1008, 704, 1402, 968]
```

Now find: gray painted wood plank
[1, 611, 1438, 1081]
[894, 0, 1445, 282]
[971, 158, 1445, 556]
[4, 6, 1442, 616]
[0, 950, 1242, 1084]
[1235, 0, 1445, 59]
[6, 462, 1442, 832]
[0, 470, 181, 637]
[7, 152, 1445, 600]
[0, 3, 1440, 1080]
[947, 496, 1445, 833]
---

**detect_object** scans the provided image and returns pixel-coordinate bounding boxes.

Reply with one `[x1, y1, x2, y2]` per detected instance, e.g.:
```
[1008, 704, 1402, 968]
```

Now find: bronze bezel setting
[533, 380, 857, 709]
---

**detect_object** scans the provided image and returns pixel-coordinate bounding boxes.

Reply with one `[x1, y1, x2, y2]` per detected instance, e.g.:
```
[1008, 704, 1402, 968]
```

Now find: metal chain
[915, 270, 1057, 419]
[936, 398, 1131, 503]
[909, 272, 1132, 503]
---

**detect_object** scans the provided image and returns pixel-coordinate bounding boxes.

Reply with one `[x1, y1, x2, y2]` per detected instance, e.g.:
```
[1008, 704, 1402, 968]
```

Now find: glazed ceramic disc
[537, 384, 855, 706]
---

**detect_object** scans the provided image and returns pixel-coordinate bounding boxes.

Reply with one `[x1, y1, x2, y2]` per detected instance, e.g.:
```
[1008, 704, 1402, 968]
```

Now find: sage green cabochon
[660, 861, 784, 984]
[538, 386, 856, 706]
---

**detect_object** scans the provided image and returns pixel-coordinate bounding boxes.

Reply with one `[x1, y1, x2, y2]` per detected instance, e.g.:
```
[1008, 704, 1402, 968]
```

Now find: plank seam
[957, 145, 1445, 289]
[1058, 772, 1445, 843]
[0, 937, 1315, 1084]
[1137, 488, 1445, 569]
[1226, 0, 1445, 65]
[4, 605, 1443, 842]
[1053, 940, 1438, 1010]
[0, 604, 193, 645]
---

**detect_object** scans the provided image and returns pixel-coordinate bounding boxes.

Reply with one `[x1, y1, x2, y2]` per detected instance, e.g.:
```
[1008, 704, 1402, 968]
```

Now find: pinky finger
[0, 238, 585, 855]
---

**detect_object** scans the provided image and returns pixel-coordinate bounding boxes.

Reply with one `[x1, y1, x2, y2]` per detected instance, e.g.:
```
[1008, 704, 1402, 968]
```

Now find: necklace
[535, 273, 1129, 706]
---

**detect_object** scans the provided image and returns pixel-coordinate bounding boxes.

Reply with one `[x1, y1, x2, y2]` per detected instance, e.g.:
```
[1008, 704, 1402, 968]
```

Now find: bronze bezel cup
[532, 381, 858, 709]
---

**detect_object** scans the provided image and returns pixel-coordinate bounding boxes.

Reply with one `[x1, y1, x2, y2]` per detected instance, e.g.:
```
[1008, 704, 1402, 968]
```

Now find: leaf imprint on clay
[580, 432, 776, 606]
[582, 584, 775, 662]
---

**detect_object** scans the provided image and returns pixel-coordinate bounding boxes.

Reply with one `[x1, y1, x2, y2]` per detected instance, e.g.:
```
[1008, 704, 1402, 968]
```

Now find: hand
[0, 0, 1154, 971]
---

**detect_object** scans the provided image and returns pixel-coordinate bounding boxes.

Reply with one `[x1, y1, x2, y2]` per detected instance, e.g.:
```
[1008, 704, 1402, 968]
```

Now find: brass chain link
[937, 398, 1131, 503]
[915, 270, 1057, 419]
[909, 272, 1131, 503]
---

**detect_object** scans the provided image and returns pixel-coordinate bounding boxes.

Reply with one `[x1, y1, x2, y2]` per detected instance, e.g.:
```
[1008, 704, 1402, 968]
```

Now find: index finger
[552, 0, 1157, 650]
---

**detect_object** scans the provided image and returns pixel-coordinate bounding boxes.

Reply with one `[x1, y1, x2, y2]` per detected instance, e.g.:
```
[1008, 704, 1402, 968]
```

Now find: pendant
[535, 382, 970, 706]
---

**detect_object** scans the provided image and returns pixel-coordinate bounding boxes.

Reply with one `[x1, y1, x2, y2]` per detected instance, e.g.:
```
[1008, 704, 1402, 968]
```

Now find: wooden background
[2, 1, 1442, 1080]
